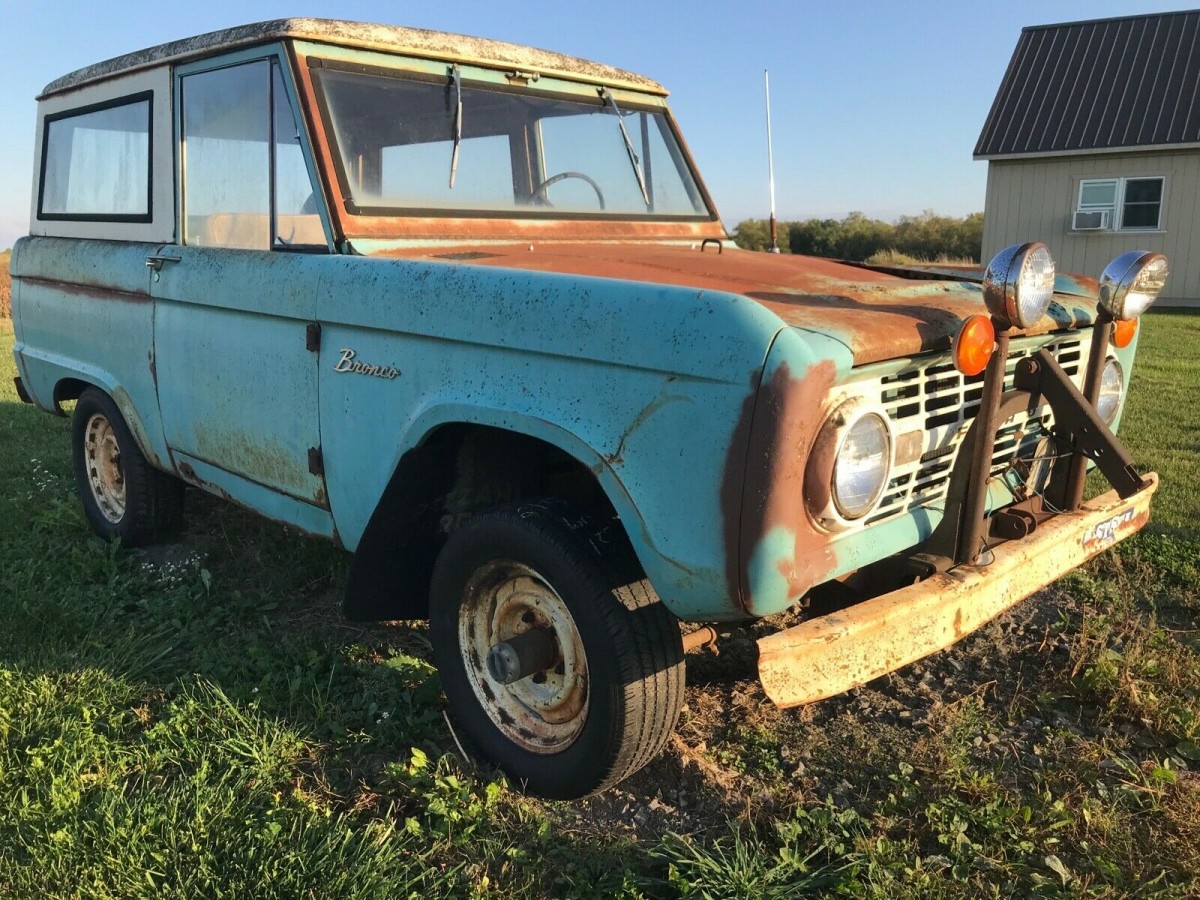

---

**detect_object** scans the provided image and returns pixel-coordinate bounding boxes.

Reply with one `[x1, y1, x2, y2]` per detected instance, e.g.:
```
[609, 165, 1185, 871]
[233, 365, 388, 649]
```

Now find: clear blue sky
[1, 0, 1196, 249]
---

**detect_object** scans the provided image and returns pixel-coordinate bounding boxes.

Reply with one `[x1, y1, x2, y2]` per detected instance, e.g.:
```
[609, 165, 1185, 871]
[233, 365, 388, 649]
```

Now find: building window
[1075, 177, 1163, 232]
[1079, 179, 1118, 213]
[1121, 178, 1163, 229]
[38, 93, 153, 221]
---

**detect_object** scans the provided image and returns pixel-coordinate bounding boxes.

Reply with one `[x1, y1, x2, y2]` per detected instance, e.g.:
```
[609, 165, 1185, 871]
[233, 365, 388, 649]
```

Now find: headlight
[1095, 357, 1124, 426]
[1098, 251, 1168, 320]
[832, 412, 892, 520]
[982, 242, 1056, 328]
[806, 399, 894, 529]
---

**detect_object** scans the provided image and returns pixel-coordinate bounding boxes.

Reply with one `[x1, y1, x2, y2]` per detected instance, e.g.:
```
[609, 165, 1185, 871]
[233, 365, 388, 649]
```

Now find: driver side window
[181, 59, 323, 249]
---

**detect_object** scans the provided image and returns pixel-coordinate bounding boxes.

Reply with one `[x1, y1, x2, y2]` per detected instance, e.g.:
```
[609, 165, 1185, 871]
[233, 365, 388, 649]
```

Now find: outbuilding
[976, 9, 1200, 307]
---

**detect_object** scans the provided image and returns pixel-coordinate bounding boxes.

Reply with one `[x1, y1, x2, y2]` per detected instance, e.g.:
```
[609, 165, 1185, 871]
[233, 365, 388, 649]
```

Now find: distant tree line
[733, 211, 984, 263]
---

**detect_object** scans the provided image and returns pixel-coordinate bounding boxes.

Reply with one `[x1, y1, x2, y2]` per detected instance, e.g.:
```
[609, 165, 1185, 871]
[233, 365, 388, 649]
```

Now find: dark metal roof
[975, 9, 1200, 159]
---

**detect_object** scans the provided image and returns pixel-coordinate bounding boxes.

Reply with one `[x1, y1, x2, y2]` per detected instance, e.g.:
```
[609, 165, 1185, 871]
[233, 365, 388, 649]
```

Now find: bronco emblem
[333, 348, 400, 380]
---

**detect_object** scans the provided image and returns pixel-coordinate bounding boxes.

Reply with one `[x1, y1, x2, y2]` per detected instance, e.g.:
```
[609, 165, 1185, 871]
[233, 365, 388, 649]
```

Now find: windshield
[312, 65, 710, 219]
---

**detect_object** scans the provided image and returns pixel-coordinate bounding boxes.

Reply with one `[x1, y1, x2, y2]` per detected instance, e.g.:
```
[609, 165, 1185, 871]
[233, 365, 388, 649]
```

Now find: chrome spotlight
[1097, 251, 1168, 321]
[982, 242, 1057, 329]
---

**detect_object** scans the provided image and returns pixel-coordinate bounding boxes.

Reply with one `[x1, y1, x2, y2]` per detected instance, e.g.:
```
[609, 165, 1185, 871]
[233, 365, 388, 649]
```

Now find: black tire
[71, 387, 184, 545]
[429, 501, 684, 799]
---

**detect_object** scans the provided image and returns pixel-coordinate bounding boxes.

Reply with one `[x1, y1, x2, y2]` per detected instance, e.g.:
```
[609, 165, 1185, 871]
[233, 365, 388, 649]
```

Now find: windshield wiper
[449, 65, 462, 189]
[600, 87, 649, 207]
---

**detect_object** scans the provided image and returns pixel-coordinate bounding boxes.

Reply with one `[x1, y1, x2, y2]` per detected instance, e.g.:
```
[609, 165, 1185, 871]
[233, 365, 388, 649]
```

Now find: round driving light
[953, 314, 996, 376]
[1096, 358, 1124, 426]
[982, 242, 1057, 328]
[833, 413, 892, 519]
[1098, 251, 1169, 320]
[1112, 317, 1138, 349]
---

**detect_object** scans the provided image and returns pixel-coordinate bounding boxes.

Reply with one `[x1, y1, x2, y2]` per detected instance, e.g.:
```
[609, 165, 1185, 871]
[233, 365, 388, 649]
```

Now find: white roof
[41, 18, 667, 98]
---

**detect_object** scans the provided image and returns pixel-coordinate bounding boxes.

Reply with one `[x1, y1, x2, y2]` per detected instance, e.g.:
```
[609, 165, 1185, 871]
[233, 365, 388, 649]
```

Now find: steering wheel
[530, 171, 606, 210]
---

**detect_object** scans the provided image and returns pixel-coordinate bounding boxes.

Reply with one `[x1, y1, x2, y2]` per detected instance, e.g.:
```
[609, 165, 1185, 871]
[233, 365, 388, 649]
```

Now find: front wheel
[428, 502, 684, 798]
[71, 387, 183, 545]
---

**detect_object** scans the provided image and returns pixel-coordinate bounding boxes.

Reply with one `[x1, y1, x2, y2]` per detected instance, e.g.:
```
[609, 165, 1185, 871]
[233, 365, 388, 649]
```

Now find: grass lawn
[0, 312, 1196, 898]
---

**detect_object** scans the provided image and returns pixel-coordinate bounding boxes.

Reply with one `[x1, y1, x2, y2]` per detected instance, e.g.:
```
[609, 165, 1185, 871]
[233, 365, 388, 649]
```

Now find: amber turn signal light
[952, 315, 996, 376]
[1111, 317, 1138, 349]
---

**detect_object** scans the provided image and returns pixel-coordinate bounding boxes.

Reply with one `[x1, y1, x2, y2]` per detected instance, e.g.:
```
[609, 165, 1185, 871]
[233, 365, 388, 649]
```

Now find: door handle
[146, 254, 181, 271]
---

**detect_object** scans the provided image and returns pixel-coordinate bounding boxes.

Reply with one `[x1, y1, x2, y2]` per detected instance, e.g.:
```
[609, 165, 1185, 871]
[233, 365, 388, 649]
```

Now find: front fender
[337, 399, 732, 622]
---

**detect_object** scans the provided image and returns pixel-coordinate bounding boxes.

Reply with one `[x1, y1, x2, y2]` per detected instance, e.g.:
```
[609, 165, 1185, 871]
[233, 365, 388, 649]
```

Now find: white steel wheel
[429, 501, 685, 799]
[458, 560, 589, 753]
[71, 388, 184, 545]
[83, 412, 126, 523]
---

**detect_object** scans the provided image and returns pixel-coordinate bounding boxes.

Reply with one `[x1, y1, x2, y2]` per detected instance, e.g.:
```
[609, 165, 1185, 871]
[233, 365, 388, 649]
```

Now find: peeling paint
[746, 525, 797, 611]
[177, 460, 232, 501]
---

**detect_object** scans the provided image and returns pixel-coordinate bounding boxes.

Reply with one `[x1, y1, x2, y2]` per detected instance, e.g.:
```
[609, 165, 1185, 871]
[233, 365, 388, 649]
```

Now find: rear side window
[39, 93, 152, 221]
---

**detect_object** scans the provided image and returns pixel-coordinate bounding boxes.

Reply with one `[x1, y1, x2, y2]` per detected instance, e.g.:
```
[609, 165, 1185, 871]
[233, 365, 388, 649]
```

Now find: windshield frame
[293, 43, 724, 241]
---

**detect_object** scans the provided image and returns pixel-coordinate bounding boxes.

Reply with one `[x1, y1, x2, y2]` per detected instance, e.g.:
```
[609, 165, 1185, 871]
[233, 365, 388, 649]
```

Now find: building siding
[982, 149, 1200, 306]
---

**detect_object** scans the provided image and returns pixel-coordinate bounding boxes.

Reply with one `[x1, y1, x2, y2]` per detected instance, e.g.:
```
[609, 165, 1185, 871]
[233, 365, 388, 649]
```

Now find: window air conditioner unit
[1073, 209, 1110, 231]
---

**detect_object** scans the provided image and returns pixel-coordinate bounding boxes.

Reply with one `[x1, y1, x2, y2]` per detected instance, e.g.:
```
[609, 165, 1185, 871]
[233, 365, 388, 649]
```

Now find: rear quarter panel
[12, 237, 169, 469]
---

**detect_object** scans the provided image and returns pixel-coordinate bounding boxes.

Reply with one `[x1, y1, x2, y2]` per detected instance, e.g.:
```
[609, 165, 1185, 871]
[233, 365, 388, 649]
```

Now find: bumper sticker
[1081, 508, 1137, 551]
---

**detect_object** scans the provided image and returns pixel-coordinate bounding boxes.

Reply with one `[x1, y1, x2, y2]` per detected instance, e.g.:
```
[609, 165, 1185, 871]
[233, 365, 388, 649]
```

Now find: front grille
[866, 333, 1089, 524]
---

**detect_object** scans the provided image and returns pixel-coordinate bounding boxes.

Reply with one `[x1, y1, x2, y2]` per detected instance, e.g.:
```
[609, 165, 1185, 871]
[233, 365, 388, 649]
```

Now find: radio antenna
[764, 69, 781, 253]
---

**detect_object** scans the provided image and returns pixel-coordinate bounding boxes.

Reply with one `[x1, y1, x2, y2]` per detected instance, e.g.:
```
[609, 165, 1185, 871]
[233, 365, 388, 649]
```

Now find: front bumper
[758, 472, 1157, 707]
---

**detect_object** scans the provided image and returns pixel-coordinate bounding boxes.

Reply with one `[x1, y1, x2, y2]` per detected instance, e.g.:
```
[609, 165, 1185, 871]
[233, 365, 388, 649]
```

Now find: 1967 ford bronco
[12, 19, 1167, 798]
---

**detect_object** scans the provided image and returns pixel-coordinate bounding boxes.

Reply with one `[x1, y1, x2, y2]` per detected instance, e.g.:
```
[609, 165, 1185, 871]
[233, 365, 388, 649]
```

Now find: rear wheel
[72, 388, 183, 545]
[429, 501, 684, 798]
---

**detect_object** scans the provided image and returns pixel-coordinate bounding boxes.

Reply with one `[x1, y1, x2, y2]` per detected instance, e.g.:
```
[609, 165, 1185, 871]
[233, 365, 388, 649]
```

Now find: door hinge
[306, 322, 322, 352]
[307, 447, 325, 476]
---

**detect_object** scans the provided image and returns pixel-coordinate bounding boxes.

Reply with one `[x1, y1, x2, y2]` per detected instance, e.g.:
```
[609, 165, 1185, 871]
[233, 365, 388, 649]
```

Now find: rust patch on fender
[748, 290, 965, 364]
[721, 359, 840, 614]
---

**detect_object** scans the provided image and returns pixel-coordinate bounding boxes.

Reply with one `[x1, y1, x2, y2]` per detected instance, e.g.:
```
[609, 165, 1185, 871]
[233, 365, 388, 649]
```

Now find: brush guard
[757, 315, 1158, 707]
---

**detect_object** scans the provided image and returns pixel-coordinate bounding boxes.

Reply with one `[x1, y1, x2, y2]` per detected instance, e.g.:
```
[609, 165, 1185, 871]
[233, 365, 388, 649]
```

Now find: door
[152, 55, 329, 506]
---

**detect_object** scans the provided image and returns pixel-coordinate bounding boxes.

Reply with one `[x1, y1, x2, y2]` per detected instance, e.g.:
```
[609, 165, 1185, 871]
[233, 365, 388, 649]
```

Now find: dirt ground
[540, 583, 1147, 839]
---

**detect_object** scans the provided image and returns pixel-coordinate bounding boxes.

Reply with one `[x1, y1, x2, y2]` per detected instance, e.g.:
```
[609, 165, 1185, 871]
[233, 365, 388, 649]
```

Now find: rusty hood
[367, 242, 1101, 365]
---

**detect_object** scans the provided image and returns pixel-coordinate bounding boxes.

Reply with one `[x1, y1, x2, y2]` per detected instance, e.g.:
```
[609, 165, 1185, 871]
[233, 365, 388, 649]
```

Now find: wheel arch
[343, 412, 651, 623]
[54, 375, 168, 471]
